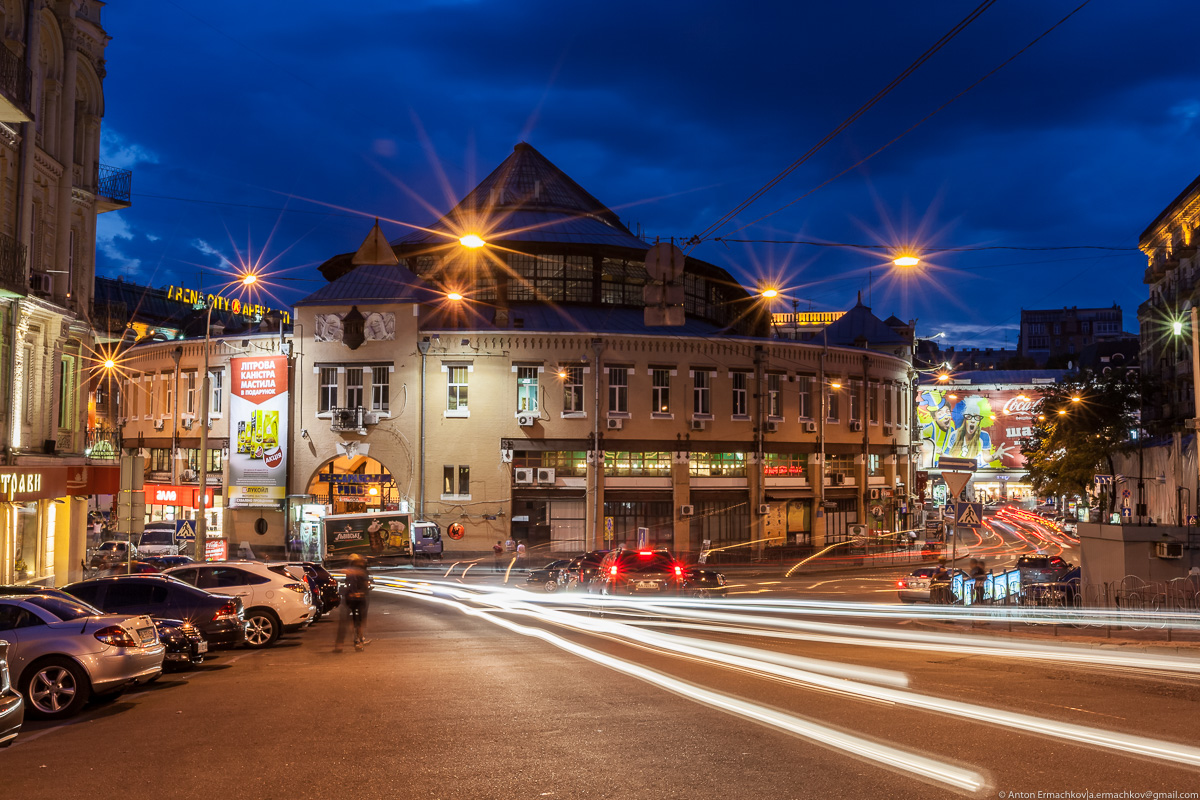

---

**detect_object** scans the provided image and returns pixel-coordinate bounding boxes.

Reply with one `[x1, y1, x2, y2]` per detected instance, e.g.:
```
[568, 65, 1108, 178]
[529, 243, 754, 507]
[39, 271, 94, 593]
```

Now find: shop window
[562, 366, 585, 414]
[693, 371, 711, 415]
[607, 367, 628, 414]
[601, 500, 673, 548]
[604, 451, 672, 477]
[517, 367, 539, 413]
[447, 365, 469, 412]
[150, 448, 172, 472]
[689, 452, 747, 477]
[763, 453, 806, 477]
[825, 454, 855, 480]
[512, 451, 588, 477]
[651, 369, 670, 414]
[868, 454, 882, 477]
[371, 366, 390, 412]
[731, 372, 748, 417]
[319, 367, 338, 413]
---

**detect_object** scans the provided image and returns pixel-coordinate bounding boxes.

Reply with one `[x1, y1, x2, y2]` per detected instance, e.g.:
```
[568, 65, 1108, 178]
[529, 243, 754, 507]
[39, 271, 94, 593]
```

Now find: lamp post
[1191, 306, 1200, 523]
[196, 272, 258, 561]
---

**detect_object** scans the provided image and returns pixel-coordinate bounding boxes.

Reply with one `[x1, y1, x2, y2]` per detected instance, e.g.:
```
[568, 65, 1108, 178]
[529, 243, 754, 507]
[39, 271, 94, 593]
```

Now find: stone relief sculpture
[314, 311, 394, 343]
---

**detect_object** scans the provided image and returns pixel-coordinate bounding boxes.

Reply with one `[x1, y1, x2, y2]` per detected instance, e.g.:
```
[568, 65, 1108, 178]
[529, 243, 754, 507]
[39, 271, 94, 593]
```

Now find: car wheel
[690, 589, 711, 599]
[544, 579, 559, 593]
[22, 657, 91, 720]
[243, 609, 281, 648]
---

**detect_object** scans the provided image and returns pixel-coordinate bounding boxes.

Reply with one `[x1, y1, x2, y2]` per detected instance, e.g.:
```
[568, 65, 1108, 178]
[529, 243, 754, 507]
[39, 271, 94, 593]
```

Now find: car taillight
[609, 565, 618, 577]
[212, 601, 238, 622]
[94, 625, 139, 647]
[897, 580, 907, 588]
[673, 565, 683, 578]
[638, 551, 653, 557]
[283, 582, 306, 594]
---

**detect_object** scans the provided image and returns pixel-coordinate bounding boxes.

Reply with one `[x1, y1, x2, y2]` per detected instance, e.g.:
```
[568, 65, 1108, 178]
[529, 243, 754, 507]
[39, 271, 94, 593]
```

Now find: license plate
[196, 641, 208, 654]
[138, 627, 155, 643]
[636, 581, 660, 590]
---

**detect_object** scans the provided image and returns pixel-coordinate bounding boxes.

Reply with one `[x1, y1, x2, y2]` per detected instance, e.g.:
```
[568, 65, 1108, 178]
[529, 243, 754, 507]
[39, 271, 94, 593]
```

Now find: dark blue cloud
[98, 0, 1199, 347]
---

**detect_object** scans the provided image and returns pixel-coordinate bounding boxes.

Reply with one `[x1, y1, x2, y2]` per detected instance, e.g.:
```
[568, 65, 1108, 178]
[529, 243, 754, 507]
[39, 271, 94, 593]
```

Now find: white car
[162, 561, 315, 648]
[137, 522, 180, 557]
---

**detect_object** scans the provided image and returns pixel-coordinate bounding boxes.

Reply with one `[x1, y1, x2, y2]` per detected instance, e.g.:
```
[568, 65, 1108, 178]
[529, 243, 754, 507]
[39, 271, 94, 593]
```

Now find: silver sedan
[0, 594, 165, 720]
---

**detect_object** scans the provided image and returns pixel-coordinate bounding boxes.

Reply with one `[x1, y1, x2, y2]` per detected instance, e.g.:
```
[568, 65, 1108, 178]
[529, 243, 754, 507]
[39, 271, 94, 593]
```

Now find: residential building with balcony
[293, 144, 918, 558]
[0, 1, 130, 586]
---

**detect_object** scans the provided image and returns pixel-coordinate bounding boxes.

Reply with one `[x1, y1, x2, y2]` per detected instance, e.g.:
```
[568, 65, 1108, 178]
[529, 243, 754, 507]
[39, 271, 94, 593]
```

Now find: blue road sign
[953, 501, 984, 527]
[1189, 515, 1198, 526]
[175, 519, 196, 542]
[1121, 507, 1132, 519]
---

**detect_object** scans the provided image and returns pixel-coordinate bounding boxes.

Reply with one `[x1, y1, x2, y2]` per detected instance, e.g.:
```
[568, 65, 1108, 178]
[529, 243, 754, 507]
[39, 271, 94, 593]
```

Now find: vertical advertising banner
[229, 355, 288, 488]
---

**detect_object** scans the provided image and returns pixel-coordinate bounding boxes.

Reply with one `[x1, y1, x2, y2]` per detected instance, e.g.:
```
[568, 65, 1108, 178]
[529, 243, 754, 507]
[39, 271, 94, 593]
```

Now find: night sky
[97, 1, 1199, 348]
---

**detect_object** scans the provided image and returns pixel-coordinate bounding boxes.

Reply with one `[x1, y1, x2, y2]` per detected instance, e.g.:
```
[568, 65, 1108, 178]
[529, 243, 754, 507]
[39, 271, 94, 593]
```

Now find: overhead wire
[689, 0, 1000, 247]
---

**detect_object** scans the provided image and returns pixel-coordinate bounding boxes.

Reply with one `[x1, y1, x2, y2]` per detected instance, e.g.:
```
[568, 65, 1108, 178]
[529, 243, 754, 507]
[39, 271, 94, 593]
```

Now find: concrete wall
[1078, 521, 1200, 586]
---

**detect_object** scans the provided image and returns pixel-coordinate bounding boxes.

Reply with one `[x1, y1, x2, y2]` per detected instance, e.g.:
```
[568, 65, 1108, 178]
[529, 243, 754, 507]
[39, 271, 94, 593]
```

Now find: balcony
[95, 164, 132, 213]
[0, 231, 26, 298]
[0, 47, 31, 123]
[85, 427, 121, 461]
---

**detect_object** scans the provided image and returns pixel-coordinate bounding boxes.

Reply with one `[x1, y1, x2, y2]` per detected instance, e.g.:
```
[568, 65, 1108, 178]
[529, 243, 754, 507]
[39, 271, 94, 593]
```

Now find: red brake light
[212, 601, 238, 622]
[609, 565, 618, 577]
[897, 580, 907, 588]
[673, 565, 683, 578]
[94, 625, 139, 647]
[638, 551, 653, 556]
[283, 582, 307, 594]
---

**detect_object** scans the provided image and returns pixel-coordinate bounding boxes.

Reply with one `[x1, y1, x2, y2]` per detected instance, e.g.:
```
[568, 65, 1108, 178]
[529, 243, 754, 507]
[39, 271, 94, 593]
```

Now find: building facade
[1018, 305, 1124, 365]
[292, 144, 918, 557]
[0, 0, 129, 586]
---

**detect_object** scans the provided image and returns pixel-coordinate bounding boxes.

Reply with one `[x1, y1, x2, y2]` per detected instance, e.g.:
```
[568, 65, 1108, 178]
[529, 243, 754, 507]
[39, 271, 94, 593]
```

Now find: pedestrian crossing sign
[954, 501, 983, 527]
[175, 519, 196, 541]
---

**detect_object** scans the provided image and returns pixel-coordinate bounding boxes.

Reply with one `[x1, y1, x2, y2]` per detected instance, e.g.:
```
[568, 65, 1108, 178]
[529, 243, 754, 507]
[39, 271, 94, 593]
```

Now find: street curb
[903, 619, 1200, 653]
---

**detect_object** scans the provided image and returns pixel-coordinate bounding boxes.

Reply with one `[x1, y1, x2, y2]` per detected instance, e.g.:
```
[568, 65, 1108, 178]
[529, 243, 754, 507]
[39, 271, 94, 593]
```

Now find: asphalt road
[4, 577, 1199, 800]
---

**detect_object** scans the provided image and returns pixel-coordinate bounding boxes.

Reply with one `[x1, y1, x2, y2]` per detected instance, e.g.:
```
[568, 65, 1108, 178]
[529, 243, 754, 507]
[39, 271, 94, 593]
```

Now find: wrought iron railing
[96, 164, 132, 205]
[0, 231, 26, 295]
[85, 427, 121, 460]
[0, 47, 30, 115]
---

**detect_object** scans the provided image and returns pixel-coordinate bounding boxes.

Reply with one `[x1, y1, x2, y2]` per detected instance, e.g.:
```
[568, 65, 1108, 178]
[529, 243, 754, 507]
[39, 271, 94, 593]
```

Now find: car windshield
[24, 595, 99, 620]
[140, 530, 174, 545]
[98, 542, 123, 551]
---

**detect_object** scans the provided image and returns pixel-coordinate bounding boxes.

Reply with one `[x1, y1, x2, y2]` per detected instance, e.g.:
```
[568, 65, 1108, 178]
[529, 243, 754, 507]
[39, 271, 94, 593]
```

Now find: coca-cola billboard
[916, 388, 1036, 471]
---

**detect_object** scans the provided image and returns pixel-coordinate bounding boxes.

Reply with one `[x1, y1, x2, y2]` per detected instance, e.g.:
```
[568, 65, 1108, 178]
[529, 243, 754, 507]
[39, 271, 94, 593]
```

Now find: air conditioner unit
[181, 468, 198, 482]
[869, 488, 881, 500]
[803, 421, 817, 433]
[514, 468, 534, 485]
[766, 421, 780, 433]
[362, 412, 379, 425]
[883, 424, 894, 436]
[680, 504, 695, 518]
[517, 413, 536, 427]
[29, 271, 52, 295]
[833, 473, 846, 486]
[153, 419, 165, 431]
[1156, 541, 1183, 559]
[690, 419, 706, 431]
[850, 421, 863, 432]
[606, 418, 623, 431]
[181, 417, 194, 430]
[757, 503, 770, 515]
[537, 467, 556, 484]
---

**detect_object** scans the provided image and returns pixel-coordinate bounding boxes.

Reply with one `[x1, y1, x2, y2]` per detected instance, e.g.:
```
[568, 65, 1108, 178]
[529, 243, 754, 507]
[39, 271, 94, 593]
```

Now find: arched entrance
[290, 454, 407, 561]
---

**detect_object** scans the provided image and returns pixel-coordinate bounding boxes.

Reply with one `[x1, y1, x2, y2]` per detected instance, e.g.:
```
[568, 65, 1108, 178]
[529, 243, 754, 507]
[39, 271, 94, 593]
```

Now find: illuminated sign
[229, 356, 288, 490]
[0, 467, 68, 500]
[143, 484, 215, 509]
[204, 538, 228, 562]
[763, 465, 805, 477]
[165, 285, 291, 325]
[0, 471, 41, 497]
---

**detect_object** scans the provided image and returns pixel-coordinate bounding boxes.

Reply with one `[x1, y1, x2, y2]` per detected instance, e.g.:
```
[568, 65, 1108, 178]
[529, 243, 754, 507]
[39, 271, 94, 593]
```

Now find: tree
[1020, 369, 1141, 514]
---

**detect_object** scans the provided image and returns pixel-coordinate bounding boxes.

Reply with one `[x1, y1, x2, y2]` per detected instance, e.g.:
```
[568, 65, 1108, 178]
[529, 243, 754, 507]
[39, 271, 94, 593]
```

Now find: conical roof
[393, 142, 649, 250]
[351, 219, 399, 266]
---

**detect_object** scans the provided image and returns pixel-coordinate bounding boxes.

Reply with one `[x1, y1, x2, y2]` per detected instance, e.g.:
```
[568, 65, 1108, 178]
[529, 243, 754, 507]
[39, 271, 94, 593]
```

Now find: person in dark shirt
[334, 554, 372, 652]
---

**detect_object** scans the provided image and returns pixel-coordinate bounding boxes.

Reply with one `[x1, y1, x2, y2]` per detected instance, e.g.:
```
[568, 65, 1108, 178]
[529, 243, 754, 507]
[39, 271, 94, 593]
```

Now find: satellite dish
[643, 242, 686, 284]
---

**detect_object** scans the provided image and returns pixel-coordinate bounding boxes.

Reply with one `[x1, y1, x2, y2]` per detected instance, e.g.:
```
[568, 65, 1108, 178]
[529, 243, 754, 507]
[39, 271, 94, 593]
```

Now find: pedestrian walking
[930, 558, 952, 604]
[493, 540, 504, 572]
[505, 535, 516, 555]
[334, 553, 372, 652]
[970, 558, 986, 605]
[515, 540, 526, 569]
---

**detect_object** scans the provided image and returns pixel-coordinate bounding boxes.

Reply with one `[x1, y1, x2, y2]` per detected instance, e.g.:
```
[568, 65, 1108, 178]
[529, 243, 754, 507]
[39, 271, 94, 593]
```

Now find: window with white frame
[607, 367, 628, 414]
[443, 464, 470, 497]
[693, 370, 711, 415]
[185, 371, 196, 415]
[145, 375, 154, 419]
[319, 367, 338, 413]
[371, 366, 390, 412]
[447, 365, 469, 412]
[58, 356, 74, 429]
[563, 366, 584, 413]
[798, 374, 814, 419]
[731, 372, 748, 416]
[651, 369, 670, 414]
[883, 384, 892, 425]
[210, 369, 223, 415]
[767, 373, 782, 418]
[347, 368, 365, 409]
[849, 378, 862, 422]
[164, 373, 173, 418]
[517, 367, 539, 413]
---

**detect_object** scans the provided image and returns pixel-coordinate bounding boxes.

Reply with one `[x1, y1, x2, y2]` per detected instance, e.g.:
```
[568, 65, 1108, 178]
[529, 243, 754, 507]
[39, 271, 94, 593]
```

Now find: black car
[561, 550, 611, 590]
[0, 585, 207, 667]
[62, 575, 246, 650]
[142, 555, 195, 570]
[526, 559, 572, 592]
[593, 549, 686, 596]
[1015, 554, 1072, 586]
[682, 567, 728, 598]
[286, 562, 339, 616]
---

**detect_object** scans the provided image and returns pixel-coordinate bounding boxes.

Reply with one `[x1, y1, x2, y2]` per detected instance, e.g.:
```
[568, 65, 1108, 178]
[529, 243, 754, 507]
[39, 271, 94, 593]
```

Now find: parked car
[0, 638, 23, 747]
[152, 619, 207, 669]
[89, 540, 139, 570]
[897, 567, 966, 603]
[592, 549, 687, 596]
[141, 555, 195, 570]
[138, 521, 181, 557]
[269, 564, 325, 621]
[1016, 553, 1073, 586]
[286, 562, 339, 615]
[0, 594, 164, 720]
[1060, 518, 1079, 534]
[526, 559, 572, 592]
[682, 566, 728, 598]
[163, 561, 315, 648]
[62, 575, 246, 651]
[560, 550, 611, 590]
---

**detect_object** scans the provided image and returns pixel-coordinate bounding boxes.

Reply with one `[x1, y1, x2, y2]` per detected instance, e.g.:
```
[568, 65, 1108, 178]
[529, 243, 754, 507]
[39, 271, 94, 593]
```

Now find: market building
[0, 1, 128, 585]
[293, 143, 918, 557]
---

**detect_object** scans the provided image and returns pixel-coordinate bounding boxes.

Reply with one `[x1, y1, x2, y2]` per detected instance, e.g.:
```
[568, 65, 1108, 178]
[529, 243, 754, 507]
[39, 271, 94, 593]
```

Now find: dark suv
[593, 549, 686, 596]
[1016, 554, 1072, 586]
[561, 550, 611, 591]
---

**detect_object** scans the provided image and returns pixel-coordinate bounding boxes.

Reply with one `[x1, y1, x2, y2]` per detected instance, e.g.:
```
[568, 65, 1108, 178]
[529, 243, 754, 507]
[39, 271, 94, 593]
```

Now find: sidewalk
[904, 616, 1200, 653]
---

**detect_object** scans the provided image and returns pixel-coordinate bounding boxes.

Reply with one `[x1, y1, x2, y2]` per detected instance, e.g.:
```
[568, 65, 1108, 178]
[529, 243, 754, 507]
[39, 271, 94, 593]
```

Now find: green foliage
[1020, 369, 1141, 511]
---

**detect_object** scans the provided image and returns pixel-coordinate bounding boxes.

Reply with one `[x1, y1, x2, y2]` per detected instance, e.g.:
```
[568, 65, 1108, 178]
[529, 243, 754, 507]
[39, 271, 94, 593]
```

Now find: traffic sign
[604, 516, 614, 541]
[1121, 507, 1132, 519]
[175, 519, 196, 542]
[942, 470, 972, 499]
[1094, 474, 1113, 487]
[938, 456, 977, 473]
[954, 501, 984, 527]
[1189, 515, 1199, 526]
